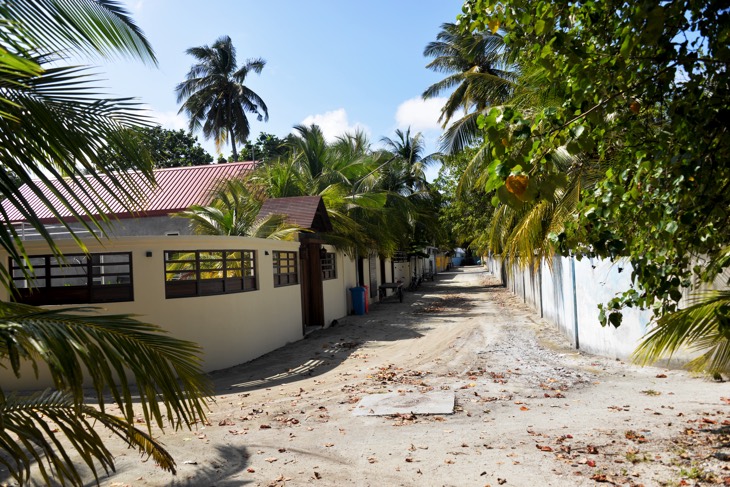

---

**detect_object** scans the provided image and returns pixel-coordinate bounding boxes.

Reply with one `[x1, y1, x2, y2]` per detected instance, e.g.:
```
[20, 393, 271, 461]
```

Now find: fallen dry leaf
[590, 473, 610, 482]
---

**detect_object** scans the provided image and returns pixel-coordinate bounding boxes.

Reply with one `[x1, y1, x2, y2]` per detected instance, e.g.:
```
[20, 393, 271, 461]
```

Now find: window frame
[164, 249, 257, 299]
[273, 250, 299, 287]
[9, 252, 134, 305]
[321, 252, 337, 280]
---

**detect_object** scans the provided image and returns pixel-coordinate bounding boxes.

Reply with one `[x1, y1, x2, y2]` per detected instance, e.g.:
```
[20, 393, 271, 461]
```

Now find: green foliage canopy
[458, 0, 730, 325]
[97, 126, 214, 169]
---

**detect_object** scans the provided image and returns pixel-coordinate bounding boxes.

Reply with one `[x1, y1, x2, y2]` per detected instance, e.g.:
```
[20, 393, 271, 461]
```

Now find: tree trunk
[229, 126, 238, 162]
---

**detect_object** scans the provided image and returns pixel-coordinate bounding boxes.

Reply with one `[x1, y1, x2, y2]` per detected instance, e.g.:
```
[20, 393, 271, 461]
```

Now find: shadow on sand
[209, 267, 496, 394]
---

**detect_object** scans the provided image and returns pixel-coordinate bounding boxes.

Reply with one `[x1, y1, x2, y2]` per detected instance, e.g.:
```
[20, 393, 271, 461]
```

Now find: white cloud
[145, 108, 188, 131]
[300, 108, 369, 142]
[395, 97, 446, 132]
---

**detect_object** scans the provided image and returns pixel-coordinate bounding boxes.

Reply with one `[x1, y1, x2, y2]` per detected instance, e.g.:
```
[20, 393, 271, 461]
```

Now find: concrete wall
[488, 254, 660, 361]
[12, 215, 192, 240]
[1, 235, 304, 389]
[393, 262, 409, 284]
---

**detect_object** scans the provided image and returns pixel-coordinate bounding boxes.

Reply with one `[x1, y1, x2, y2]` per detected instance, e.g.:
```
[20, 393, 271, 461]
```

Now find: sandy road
[77, 267, 730, 486]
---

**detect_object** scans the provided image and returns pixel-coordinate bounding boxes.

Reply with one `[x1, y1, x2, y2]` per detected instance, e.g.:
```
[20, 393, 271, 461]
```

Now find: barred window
[273, 251, 298, 287]
[10, 252, 133, 305]
[321, 252, 337, 280]
[165, 250, 256, 298]
[393, 251, 408, 263]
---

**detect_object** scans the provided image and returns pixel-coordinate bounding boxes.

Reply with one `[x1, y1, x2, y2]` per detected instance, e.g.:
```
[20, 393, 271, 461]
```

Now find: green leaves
[0, 3, 214, 483]
[176, 35, 268, 160]
[634, 291, 730, 374]
[455, 0, 730, 374]
[0, 390, 176, 485]
[0, 303, 211, 484]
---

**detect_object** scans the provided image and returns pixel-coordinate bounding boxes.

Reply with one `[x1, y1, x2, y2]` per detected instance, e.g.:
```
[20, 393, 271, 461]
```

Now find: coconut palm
[178, 179, 302, 239]
[380, 127, 439, 194]
[422, 22, 517, 153]
[1, 2, 209, 484]
[633, 247, 730, 375]
[633, 291, 730, 375]
[176, 35, 268, 161]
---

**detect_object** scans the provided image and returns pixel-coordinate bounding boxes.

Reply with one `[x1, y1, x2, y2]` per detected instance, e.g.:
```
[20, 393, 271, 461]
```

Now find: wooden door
[300, 241, 325, 327]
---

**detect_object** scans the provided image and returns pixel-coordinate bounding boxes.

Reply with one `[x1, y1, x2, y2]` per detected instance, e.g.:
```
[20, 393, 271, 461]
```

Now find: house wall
[0, 235, 304, 390]
[104, 215, 193, 237]
[435, 254, 448, 272]
[381, 256, 394, 287]
[393, 262, 409, 284]
[322, 245, 348, 326]
[12, 215, 192, 241]
[341, 254, 358, 313]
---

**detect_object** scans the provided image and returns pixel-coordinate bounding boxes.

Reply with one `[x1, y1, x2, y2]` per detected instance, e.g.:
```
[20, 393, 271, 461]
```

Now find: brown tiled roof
[256, 196, 333, 232]
[2, 161, 254, 223]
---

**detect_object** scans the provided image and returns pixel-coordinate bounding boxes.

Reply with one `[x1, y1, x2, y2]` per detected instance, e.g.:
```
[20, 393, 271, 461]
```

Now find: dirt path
[97, 267, 729, 486]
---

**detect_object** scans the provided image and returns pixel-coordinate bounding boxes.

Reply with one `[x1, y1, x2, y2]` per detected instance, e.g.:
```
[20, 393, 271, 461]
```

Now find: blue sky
[96, 1, 464, 179]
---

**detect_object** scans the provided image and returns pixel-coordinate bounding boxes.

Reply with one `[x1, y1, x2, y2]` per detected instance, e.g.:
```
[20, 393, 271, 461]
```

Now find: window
[321, 252, 337, 280]
[273, 251, 298, 287]
[164, 250, 256, 298]
[10, 252, 133, 305]
[393, 251, 408, 263]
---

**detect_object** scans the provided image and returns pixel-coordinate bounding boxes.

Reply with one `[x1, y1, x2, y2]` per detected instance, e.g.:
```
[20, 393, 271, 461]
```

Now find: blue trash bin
[350, 286, 366, 315]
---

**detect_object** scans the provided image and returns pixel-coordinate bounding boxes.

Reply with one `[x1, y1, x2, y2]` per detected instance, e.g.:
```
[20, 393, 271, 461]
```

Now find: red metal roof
[256, 196, 333, 232]
[2, 162, 254, 223]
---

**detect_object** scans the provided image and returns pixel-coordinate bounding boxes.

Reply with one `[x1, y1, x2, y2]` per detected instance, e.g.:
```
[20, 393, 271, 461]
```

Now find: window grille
[321, 252, 337, 280]
[273, 251, 298, 287]
[164, 250, 256, 298]
[10, 252, 133, 305]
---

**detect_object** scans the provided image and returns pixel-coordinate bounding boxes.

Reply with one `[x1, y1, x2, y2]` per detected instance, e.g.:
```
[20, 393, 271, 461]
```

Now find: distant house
[2, 161, 255, 239]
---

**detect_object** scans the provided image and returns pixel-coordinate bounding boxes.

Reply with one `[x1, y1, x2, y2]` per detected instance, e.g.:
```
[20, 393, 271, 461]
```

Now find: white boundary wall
[486, 254, 695, 362]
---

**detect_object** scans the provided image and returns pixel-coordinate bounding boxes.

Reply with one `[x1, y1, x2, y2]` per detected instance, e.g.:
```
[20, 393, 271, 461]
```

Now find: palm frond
[633, 291, 730, 374]
[0, 389, 176, 486]
[0, 302, 211, 431]
[1, 0, 156, 64]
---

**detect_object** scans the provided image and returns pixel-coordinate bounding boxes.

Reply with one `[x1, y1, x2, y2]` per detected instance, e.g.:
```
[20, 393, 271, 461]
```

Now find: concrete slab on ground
[353, 390, 455, 416]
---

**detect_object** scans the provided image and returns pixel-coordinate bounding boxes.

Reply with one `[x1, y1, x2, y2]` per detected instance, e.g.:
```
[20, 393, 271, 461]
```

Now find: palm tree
[178, 179, 302, 239]
[1, 2, 209, 484]
[244, 125, 397, 256]
[176, 35, 268, 161]
[380, 127, 439, 194]
[422, 22, 516, 154]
